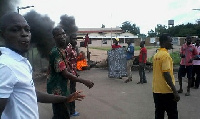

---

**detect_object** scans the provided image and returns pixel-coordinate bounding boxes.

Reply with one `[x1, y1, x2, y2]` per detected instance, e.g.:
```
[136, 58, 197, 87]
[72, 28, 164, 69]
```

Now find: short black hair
[0, 12, 25, 32]
[159, 33, 171, 45]
[52, 26, 63, 37]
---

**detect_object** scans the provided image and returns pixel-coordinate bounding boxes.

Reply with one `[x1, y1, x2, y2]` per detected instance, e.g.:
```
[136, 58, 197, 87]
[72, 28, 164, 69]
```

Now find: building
[77, 28, 138, 47]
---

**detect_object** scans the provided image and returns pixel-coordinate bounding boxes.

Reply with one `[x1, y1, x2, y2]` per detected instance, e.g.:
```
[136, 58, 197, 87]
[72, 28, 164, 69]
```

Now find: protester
[66, 34, 80, 116]
[177, 36, 198, 96]
[0, 12, 85, 119]
[124, 39, 134, 83]
[84, 33, 89, 48]
[111, 38, 121, 49]
[152, 33, 180, 119]
[137, 41, 147, 84]
[191, 38, 200, 89]
[47, 27, 94, 118]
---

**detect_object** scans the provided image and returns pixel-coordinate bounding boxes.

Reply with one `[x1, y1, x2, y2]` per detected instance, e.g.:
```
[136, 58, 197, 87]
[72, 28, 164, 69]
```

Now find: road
[36, 68, 200, 119]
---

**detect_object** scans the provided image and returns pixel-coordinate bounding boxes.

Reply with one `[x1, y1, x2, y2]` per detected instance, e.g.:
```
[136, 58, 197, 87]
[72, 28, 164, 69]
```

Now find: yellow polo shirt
[152, 48, 175, 93]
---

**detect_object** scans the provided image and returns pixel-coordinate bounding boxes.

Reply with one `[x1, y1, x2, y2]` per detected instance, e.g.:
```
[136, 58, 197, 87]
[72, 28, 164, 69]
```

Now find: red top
[180, 43, 198, 66]
[139, 47, 147, 63]
[112, 44, 121, 49]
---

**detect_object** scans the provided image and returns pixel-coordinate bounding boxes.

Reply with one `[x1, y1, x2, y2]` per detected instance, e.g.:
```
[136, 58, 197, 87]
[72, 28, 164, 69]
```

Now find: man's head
[114, 38, 119, 44]
[195, 38, 200, 46]
[140, 41, 145, 48]
[70, 34, 77, 47]
[185, 36, 192, 45]
[52, 27, 68, 48]
[126, 39, 131, 45]
[159, 33, 173, 50]
[0, 12, 31, 55]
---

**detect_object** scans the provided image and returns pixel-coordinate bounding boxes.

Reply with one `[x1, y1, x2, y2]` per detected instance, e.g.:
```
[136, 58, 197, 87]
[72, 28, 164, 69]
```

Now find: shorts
[178, 65, 193, 79]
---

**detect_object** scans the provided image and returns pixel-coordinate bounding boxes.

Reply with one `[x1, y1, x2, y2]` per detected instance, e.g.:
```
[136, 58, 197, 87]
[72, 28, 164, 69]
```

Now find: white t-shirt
[0, 47, 38, 119]
[193, 46, 200, 65]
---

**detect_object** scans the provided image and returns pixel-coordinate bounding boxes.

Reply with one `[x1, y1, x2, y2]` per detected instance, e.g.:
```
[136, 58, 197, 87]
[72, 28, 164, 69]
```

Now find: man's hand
[139, 62, 145, 66]
[188, 59, 193, 63]
[67, 91, 85, 102]
[180, 54, 185, 58]
[173, 92, 180, 102]
[83, 80, 94, 89]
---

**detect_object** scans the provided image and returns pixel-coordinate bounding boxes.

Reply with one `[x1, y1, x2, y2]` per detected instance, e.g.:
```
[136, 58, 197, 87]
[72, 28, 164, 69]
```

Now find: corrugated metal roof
[78, 28, 122, 33]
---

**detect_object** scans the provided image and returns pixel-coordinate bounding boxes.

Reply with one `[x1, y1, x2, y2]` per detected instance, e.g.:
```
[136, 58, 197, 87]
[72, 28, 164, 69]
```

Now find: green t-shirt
[47, 47, 70, 96]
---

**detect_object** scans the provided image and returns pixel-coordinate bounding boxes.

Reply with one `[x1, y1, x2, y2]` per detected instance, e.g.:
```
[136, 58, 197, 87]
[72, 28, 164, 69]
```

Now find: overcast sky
[19, 0, 200, 35]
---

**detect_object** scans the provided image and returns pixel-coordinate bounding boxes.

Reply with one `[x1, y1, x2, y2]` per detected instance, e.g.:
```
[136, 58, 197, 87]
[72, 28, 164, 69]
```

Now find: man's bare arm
[61, 69, 94, 89]
[36, 90, 85, 103]
[0, 98, 8, 117]
[163, 72, 180, 102]
[36, 90, 67, 103]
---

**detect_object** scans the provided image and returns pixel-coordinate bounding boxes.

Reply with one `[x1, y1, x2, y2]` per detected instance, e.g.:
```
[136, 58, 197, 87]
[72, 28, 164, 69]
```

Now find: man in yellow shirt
[152, 33, 180, 119]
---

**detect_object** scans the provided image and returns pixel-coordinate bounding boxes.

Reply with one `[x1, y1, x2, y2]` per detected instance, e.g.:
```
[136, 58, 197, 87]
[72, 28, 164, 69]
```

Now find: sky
[19, 0, 200, 35]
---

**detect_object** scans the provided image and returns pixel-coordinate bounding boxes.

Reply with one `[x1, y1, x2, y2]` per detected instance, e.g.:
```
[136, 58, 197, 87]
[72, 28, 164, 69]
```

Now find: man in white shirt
[0, 12, 85, 119]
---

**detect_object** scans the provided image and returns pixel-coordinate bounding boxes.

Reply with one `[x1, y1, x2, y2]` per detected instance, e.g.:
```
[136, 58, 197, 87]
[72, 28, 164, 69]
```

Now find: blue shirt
[126, 43, 134, 60]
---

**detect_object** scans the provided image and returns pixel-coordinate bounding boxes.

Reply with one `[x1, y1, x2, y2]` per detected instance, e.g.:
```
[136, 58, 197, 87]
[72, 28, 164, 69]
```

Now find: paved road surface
[37, 68, 200, 119]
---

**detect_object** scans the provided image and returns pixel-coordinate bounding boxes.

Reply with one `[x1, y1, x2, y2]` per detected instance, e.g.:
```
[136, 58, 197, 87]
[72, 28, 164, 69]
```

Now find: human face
[165, 36, 173, 50]
[186, 38, 192, 45]
[196, 39, 200, 46]
[1, 14, 31, 56]
[53, 28, 68, 48]
[140, 42, 144, 48]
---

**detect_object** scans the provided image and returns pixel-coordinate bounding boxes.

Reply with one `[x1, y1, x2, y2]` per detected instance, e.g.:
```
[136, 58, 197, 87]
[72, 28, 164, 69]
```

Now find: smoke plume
[23, 10, 55, 59]
[0, 0, 19, 17]
[59, 14, 78, 36]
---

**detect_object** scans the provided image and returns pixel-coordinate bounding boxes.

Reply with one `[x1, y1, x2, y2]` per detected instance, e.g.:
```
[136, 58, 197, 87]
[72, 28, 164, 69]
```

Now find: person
[124, 39, 134, 83]
[0, 12, 85, 119]
[111, 38, 121, 49]
[177, 36, 198, 96]
[66, 34, 80, 116]
[137, 41, 147, 84]
[191, 38, 200, 89]
[77, 51, 90, 70]
[152, 33, 180, 119]
[84, 33, 89, 48]
[47, 27, 94, 119]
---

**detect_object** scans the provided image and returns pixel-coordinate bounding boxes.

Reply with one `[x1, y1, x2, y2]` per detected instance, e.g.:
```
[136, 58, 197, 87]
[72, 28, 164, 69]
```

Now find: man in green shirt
[47, 27, 94, 119]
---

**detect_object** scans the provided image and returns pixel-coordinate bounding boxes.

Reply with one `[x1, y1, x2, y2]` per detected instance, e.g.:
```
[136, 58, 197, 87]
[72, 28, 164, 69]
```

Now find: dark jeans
[178, 65, 193, 79]
[153, 93, 178, 119]
[191, 65, 200, 88]
[52, 102, 70, 119]
[70, 81, 76, 114]
[139, 64, 146, 83]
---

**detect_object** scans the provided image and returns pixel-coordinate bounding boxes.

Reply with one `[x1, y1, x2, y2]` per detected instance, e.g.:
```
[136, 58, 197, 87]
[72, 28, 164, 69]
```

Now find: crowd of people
[1, 12, 200, 119]
[0, 12, 94, 119]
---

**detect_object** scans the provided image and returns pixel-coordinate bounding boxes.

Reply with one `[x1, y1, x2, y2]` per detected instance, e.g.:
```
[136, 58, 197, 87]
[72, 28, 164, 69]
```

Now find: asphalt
[37, 68, 200, 119]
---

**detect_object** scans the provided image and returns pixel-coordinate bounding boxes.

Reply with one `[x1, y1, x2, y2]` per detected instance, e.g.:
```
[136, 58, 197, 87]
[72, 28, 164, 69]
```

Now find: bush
[148, 51, 180, 65]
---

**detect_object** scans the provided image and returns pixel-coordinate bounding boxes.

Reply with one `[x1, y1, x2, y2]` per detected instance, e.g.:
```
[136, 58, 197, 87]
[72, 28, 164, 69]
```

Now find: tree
[101, 24, 105, 28]
[121, 21, 140, 35]
[147, 29, 156, 37]
[155, 24, 167, 36]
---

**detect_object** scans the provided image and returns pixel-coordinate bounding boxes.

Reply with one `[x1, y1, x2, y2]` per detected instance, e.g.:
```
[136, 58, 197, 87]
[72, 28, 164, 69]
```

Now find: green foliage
[148, 51, 180, 65]
[153, 23, 200, 37]
[121, 21, 140, 35]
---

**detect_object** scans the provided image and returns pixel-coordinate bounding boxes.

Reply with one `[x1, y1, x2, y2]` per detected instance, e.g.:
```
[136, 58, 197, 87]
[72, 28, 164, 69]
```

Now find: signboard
[107, 48, 127, 78]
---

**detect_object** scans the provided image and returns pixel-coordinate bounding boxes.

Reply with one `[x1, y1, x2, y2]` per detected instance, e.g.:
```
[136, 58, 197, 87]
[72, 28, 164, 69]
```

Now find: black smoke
[23, 10, 55, 59]
[0, 0, 19, 17]
[59, 14, 78, 36]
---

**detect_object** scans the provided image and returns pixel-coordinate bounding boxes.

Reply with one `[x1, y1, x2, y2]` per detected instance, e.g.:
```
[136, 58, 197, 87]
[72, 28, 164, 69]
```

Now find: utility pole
[17, 6, 34, 13]
[192, 9, 200, 24]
